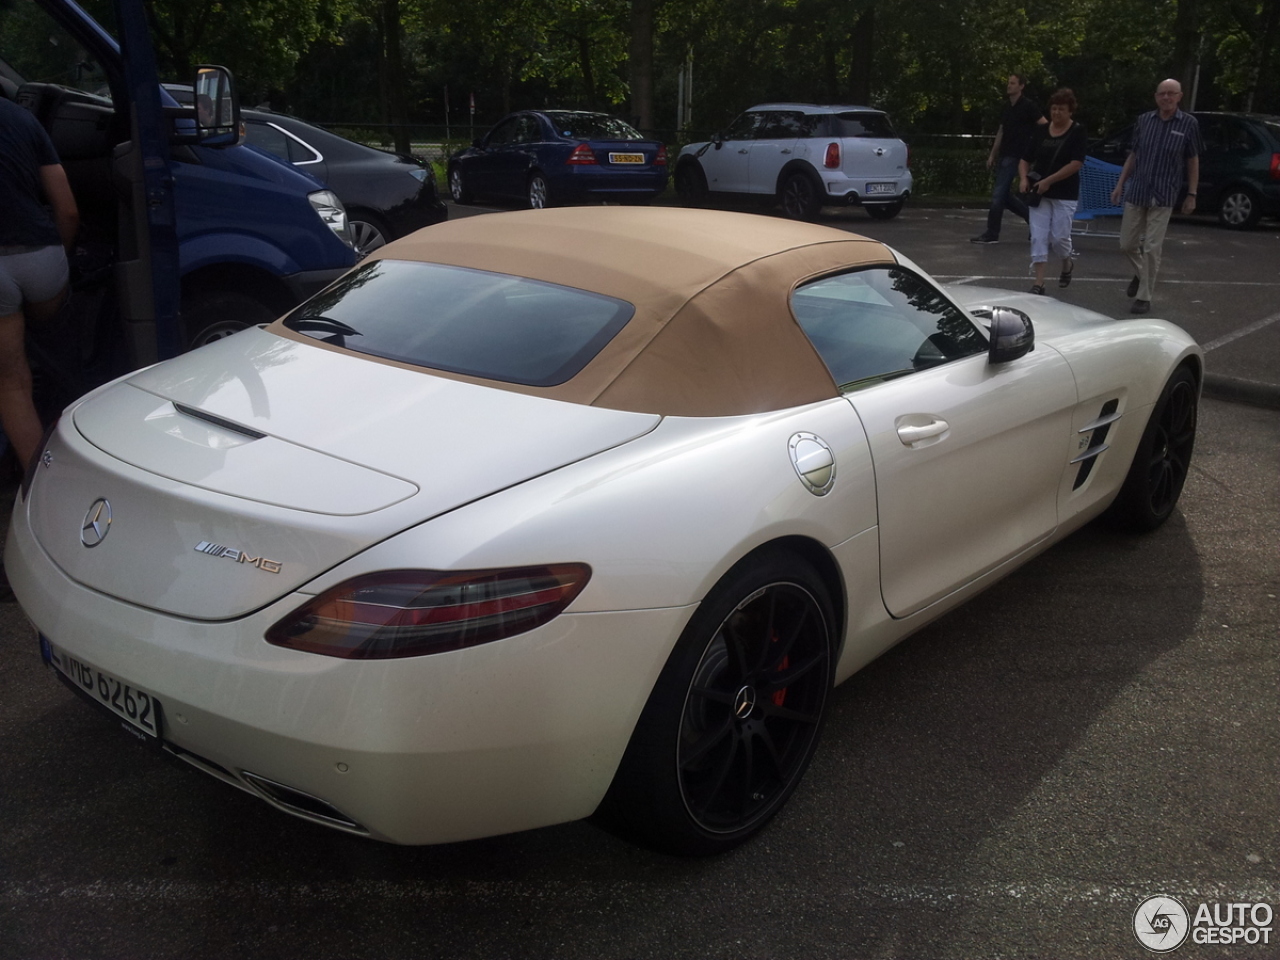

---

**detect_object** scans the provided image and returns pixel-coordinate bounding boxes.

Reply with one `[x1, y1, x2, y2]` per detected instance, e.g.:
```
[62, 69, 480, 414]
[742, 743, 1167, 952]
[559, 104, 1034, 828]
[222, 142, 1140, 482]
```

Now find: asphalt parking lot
[0, 202, 1276, 960]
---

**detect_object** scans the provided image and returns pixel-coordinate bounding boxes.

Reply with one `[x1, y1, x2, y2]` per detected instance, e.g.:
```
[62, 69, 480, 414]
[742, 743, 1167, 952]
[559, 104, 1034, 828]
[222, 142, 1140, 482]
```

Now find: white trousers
[1029, 198, 1077, 265]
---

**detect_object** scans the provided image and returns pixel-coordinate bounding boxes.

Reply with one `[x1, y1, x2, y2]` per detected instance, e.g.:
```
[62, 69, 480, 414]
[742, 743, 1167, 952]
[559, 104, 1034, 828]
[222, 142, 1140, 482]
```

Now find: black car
[448, 110, 668, 209]
[240, 109, 448, 254]
[1089, 112, 1280, 229]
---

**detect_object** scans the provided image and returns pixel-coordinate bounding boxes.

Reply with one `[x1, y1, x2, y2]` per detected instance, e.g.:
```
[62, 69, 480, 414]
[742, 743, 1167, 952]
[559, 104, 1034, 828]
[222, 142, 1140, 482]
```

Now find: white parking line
[1200, 311, 1280, 352]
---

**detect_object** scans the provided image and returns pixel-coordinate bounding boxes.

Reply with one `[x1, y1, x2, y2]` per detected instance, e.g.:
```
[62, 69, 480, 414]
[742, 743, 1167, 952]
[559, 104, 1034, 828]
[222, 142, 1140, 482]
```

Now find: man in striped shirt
[1109, 79, 1202, 314]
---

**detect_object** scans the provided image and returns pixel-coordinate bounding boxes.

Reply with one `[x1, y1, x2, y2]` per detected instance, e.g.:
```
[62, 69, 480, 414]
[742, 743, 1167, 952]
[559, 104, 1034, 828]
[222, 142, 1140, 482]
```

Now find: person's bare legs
[0, 287, 66, 470]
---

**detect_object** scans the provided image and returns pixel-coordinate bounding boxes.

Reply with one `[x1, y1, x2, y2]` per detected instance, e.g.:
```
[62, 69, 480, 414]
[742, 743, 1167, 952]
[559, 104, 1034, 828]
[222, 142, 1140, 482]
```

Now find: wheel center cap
[733, 685, 757, 720]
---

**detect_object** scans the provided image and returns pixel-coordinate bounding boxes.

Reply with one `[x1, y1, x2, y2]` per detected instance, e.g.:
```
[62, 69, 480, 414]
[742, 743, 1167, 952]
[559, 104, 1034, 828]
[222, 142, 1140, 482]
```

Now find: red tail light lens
[655, 144, 667, 166]
[567, 143, 597, 165]
[824, 142, 841, 168]
[266, 564, 592, 659]
[1270, 153, 1280, 181]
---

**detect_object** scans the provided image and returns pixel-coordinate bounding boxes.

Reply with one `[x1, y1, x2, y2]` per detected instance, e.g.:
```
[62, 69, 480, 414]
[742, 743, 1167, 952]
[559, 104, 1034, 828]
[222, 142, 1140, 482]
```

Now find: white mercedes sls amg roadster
[7, 207, 1201, 855]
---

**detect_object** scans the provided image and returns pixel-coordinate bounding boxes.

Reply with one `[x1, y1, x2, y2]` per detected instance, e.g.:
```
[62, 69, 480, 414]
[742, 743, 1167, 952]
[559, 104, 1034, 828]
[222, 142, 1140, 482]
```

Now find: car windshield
[283, 259, 635, 387]
[544, 112, 643, 141]
[831, 112, 896, 138]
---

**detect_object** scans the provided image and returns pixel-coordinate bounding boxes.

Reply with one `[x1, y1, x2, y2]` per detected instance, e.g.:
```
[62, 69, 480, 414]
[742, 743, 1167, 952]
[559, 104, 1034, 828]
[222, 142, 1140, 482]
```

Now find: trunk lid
[29, 329, 659, 619]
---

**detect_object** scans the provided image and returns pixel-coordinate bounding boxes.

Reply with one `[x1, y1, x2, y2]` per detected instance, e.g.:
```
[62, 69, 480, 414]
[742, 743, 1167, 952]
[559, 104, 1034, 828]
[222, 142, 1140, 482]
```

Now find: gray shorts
[0, 244, 70, 315]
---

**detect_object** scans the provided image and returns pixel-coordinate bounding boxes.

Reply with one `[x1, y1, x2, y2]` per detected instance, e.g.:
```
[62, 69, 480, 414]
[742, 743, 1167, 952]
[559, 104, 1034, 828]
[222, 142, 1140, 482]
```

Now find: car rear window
[283, 259, 635, 387]
[543, 112, 643, 141]
[830, 112, 897, 139]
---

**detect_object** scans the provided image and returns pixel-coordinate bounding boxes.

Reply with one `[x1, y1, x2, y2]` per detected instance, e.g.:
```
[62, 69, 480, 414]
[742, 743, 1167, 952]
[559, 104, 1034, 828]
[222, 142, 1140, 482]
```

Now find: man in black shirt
[0, 96, 79, 471]
[972, 74, 1046, 243]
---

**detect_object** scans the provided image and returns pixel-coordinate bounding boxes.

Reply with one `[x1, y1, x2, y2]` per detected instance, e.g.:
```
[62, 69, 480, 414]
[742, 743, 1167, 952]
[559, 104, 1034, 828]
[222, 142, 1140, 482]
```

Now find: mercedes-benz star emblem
[80, 498, 112, 548]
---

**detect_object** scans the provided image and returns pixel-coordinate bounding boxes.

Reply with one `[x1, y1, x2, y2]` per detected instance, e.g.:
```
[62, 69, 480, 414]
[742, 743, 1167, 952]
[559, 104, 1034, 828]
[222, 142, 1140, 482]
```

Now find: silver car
[675, 103, 913, 220]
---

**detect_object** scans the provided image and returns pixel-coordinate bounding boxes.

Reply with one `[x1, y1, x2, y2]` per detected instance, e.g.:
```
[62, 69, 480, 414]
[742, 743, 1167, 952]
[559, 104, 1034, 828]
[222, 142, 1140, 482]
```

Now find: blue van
[0, 0, 356, 363]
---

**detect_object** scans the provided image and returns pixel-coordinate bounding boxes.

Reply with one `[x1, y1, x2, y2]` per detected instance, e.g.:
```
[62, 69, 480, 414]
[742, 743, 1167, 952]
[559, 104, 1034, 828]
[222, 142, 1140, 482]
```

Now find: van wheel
[182, 291, 278, 351]
[779, 172, 823, 221]
[596, 549, 835, 855]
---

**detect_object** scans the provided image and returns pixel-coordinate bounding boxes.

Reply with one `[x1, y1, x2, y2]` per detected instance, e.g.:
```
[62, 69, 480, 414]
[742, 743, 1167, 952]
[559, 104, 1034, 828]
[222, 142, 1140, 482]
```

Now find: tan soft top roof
[274, 206, 895, 417]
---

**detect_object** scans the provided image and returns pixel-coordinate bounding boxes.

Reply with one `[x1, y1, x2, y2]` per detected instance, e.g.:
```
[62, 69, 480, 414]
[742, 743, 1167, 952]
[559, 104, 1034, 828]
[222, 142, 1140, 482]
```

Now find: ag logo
[1134, 895, 1190, 952]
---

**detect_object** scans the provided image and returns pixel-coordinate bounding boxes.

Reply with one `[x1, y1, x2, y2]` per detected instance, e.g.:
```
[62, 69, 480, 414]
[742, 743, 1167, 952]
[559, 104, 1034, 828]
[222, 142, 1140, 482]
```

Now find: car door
[468, 116, 522, 197]
[791, 266, 1077, 619]
[702, 111, 762, 193]
[747, 110, 804, 195]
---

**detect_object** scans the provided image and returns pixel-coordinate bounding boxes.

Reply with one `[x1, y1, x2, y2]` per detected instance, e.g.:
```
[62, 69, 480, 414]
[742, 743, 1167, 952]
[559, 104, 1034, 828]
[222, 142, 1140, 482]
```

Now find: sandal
[1030, 284, 1046, 295]
[1059, 261, 1074, 288]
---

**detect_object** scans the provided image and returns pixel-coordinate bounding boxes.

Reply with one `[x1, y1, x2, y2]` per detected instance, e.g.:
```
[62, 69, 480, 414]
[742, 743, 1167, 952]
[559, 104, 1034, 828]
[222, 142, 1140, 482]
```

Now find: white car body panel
[6, 211, 1204, 847]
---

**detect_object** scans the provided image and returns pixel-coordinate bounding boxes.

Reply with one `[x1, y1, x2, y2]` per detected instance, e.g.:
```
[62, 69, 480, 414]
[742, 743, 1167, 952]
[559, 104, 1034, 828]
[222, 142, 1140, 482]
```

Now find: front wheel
[182, 290, 279, 351]
[448, 167, 472, 204]
[779, 171, 823, 221]
[596, 550, 835, 856]
[528, 173, 552, 209]
[1217, 187, 1262, 230]
[1104, 366, 1198, 531]
[865, 201, 903, 221]
[675, 162, 709, 207]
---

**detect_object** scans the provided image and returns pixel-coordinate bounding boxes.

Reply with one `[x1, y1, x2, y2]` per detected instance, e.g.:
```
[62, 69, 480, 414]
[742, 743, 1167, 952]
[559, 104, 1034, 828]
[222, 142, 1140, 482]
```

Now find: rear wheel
[528, 173, 552, 209]
[1105, 366, 1198, 531]
[596, 549, 835, 855]
[1217, 186, 1262, 229]
[675, 162, 709, 207]
[865, 201, 903, 220]
[779, 171, 823, 221]
[348, 214, 390, 258]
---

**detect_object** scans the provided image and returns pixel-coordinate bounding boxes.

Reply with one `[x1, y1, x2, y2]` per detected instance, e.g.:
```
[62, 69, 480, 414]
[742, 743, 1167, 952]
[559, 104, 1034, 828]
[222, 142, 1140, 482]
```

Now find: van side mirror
[985, 306, 1035, 363]
[194, 65, 242, 147]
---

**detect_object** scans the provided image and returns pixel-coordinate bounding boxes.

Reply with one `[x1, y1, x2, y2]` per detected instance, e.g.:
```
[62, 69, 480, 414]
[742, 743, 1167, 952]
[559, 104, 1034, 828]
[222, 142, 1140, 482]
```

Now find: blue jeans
[985, 155, 1029, 238]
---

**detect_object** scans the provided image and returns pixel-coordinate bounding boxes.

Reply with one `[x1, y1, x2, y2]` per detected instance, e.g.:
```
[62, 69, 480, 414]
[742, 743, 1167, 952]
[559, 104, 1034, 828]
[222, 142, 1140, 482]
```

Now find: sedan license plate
[609, 152, 645, 164]
[41, 636, 162, 743]
[866, 182, 896, 195]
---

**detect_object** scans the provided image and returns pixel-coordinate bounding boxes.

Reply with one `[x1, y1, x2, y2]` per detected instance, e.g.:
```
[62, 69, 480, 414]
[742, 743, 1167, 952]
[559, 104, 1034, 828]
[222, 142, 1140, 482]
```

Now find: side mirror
[985, 306, 1035, 363]
[194, 65, 241, 147]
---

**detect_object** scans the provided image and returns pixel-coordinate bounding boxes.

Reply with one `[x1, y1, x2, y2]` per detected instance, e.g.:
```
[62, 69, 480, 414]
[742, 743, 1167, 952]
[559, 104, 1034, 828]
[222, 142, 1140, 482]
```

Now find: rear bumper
[6, 506, 689, 845]
[822, 170, 913, 206]
[553, 166, 669, 202]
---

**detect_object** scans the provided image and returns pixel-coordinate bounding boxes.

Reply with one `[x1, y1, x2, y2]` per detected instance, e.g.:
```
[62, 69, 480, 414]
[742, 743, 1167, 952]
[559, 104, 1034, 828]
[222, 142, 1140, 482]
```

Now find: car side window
[284, 132, 321, 164]
[722, 112, 763, 141]
[512, 115, 541, 144]
[791, 267, 988, 389]
[486, 118, 521, 147]
[758, 111, 807, 139]
[243, 121, 291, 162]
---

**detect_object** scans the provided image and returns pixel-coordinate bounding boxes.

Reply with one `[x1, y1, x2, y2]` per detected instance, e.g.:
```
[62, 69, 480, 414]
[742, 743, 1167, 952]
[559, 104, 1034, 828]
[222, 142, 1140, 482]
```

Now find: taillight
[906, 144, 912, 169]
[1270, 153, 1280, 181]
[824, 142, 841, 168]
[656, 144, 667, 166]
[20, 416, 59, 501]
[265, 564, 592, 659]
[567, 143, 597, 165]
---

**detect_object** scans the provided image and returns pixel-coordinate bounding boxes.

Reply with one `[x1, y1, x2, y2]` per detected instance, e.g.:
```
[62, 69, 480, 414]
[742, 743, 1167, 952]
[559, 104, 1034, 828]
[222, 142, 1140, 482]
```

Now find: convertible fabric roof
[271, 206, 895, 417]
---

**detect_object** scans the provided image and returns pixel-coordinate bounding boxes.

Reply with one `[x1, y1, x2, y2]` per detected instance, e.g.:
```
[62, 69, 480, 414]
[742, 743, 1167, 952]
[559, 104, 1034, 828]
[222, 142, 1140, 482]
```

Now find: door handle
[897, 419, 949, 446]
[780, 148, 792, 154]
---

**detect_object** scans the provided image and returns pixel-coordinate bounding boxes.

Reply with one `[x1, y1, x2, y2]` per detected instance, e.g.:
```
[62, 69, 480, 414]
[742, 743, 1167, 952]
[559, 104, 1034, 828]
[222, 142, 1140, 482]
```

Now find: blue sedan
[448, 110, 668, 208]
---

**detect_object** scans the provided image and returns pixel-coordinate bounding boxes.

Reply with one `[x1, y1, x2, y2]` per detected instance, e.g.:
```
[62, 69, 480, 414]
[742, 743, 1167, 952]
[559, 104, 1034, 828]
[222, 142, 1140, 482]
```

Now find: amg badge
[195, 541, 282, 574]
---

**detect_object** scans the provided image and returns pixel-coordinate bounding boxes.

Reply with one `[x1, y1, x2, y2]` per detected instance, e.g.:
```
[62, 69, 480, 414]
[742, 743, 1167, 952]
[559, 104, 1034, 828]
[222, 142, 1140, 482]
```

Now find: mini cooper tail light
[1270, 153, 1280, 181]
[655, 144, 667, 165]
[567, 143, 598, 165]
[266, 564, 592, 659]
[823, 142, 841, 168]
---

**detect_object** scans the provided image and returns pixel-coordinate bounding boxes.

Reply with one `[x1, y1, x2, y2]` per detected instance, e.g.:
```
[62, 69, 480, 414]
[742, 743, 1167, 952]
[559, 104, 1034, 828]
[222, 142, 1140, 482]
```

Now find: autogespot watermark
[1133, 895, 1274, 952]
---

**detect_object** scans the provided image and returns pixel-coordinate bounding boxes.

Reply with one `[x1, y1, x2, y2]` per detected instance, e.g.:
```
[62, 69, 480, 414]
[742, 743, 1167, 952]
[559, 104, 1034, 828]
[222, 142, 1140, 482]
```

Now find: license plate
[609, 152, 645, 164]
[41, 636, 163, 742]
[866, 182, 896, 195]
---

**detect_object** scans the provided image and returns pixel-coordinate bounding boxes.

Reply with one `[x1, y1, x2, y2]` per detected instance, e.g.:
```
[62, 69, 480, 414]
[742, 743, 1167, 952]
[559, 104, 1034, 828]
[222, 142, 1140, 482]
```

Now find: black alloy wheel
[1106, 366, 1198, 531]
[596, 550, 834, 855]
[779, 171, 822, 221]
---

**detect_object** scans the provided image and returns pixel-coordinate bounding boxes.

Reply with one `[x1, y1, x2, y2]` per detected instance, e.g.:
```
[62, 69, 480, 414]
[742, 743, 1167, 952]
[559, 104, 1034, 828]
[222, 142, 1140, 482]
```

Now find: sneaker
[1126, 276, 1140, 298]
[970, 233, 999, 244]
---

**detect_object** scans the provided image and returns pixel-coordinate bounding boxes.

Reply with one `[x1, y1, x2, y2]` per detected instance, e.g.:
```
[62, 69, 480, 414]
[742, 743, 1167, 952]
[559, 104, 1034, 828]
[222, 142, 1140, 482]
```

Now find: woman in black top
[1019, 88, 1087, 294]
